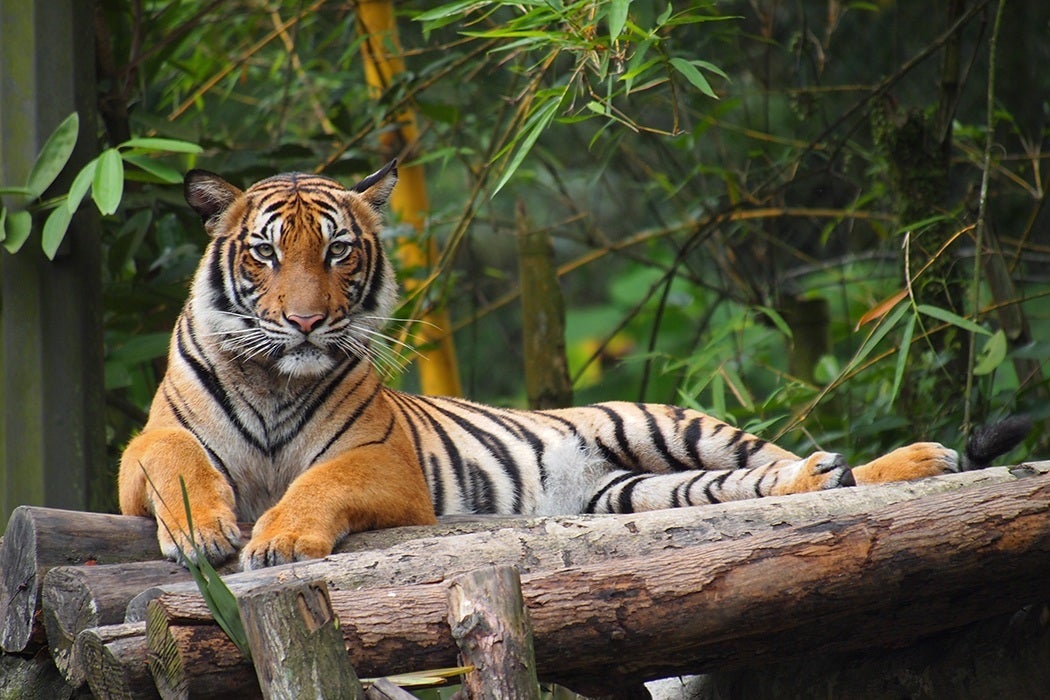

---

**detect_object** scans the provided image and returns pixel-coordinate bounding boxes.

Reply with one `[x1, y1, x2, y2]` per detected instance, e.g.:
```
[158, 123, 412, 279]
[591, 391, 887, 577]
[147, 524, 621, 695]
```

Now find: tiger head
[183, 161, 400, 378]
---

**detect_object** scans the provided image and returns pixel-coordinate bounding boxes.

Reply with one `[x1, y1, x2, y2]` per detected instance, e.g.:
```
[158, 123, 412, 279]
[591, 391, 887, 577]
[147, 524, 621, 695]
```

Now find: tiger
[118, 160, 1028, 571]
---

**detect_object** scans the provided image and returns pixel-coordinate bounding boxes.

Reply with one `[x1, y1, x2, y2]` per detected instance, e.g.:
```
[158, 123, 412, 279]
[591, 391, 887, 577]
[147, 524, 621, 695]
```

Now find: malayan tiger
[118, 160, 1027, 571]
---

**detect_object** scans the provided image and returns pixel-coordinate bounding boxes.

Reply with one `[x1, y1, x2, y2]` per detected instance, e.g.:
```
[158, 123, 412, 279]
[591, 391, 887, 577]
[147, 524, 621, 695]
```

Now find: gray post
[0, 0, 105, 526]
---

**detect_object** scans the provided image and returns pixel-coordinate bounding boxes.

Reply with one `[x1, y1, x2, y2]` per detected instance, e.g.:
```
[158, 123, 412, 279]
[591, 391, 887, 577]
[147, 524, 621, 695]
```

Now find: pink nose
[285, 313, 325, 333]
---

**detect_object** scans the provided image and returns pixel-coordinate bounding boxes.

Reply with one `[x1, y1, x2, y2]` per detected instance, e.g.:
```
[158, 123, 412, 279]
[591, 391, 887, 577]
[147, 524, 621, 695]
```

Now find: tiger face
[184, 162, 399, 377]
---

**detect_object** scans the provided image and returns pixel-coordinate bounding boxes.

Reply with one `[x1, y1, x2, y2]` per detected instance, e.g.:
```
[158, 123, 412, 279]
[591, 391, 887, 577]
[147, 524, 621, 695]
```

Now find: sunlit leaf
[916, 304, 990, 335]
[669, 57, 717, 99]
[973, 329, 1007, 376]
[26, 112, 79, 200]
[609, 0, 631, 40]
[41, 205, 73, 260]
[66, 157, 98, 214]
[119, 137, 202, 153]
[2, 210, 33, 253]
[122, 153, 183, 184]
[92, 148, 124, 215]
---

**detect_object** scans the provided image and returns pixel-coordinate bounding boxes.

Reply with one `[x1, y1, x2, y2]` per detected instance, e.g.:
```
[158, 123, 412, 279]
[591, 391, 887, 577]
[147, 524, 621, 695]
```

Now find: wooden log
[689, 602, 1050, 699]
[0, 506, 159, 653]
[74, 622, 159, 700]
[447, 566, 540, 699]
[43, 560, 189, 686]
[139, 472, 1050, 694]
[364, 678, 419, 700]
[0, 648, 84, 700]
[238, 579, 365, 700]
[126, 462, 1050, 621]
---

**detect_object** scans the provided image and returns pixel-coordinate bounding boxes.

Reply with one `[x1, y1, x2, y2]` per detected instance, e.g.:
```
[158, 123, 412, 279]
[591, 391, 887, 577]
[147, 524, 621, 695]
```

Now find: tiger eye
[328, 240, 350, 258]
[253, 243, 276, 260]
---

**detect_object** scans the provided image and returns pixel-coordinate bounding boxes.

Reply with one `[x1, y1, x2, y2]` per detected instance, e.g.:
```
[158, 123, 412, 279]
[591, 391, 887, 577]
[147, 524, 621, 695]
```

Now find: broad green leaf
[609, 0, 631, 40]
[66, 157, 98, 214]
[2, 210, 33, 253]
[916, 304, 990, 336]
[119, 137, 202, 154]
[0, 187, 33, 196]
[669, 58, 718, 99]
[122, 153, 183, 184]
[973, 329, 1007, 376]
[92, 148, 124, 215]
[26, 112, 79, 199]
[41, 205, 73, 260]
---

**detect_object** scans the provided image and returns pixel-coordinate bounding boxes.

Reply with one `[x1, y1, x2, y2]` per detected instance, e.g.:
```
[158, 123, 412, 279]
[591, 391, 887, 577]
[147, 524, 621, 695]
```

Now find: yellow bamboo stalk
[356, 0, 462, 397]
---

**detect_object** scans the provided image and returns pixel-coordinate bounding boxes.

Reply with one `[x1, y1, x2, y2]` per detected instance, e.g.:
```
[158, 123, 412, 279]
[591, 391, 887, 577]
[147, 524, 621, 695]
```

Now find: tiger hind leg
[585, 452, 855, 514]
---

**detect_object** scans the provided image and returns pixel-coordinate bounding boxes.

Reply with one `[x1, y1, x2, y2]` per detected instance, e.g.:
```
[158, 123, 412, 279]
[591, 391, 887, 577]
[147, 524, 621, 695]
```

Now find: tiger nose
[285, 312, 326, 333]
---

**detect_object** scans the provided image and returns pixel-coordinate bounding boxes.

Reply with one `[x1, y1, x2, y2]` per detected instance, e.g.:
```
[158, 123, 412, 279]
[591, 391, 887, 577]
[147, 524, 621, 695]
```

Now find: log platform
[1, 462, 1048, 698]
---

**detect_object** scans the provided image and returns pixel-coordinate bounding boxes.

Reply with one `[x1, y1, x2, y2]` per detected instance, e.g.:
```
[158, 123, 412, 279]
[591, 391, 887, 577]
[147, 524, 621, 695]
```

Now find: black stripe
[175, 322, 266, 453]
[682, 417, 708, 470]
[593, 405, 642, 470]
[359, 236, 386, 313]
[638, 404, 695, 472]
[306, 377, 382, 465]
[615, 475, 647, 514]
[407, 396, 526, 512]
[703, 471, 731, 504]
[161, 385, 239, 502]
[584, 471, 635, 513]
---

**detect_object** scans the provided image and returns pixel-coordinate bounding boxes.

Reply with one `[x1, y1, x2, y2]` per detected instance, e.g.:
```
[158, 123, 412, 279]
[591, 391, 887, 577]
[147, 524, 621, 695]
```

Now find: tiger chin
[118, 161, 1030, 571]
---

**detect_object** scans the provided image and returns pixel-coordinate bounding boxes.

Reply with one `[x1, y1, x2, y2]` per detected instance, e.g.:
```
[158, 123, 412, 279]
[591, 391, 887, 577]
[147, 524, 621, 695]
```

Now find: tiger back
[119, 162, 1013, 571]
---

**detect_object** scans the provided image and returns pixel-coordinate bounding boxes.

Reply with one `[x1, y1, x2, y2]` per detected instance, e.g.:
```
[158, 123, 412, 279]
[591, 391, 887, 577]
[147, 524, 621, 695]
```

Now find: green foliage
[7, 0, 1043, 482]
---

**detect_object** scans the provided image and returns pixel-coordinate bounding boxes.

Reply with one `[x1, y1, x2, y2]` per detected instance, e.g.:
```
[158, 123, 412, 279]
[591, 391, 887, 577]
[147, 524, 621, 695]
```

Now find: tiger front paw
[852, 442, 959, 484]
[240, 508, 335, 570]
[156, 504, 241, 566]
[772, 452, 855, 495]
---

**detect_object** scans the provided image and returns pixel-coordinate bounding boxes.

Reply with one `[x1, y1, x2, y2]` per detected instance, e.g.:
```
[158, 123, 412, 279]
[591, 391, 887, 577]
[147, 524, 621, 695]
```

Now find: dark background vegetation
[9, 0, 1050, 513]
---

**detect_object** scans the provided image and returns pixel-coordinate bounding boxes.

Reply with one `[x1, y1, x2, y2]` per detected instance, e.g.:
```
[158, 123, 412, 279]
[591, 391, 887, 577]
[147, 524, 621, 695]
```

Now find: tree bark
[42, 560, 187, 685]
[447, 566, 541, 699]
[139, 471, 1050, 695]
[0, 506, 159, 653]
[238, 579, 365, 700]
[74, 622, 159, 700]
[125, 463, 1048, 622]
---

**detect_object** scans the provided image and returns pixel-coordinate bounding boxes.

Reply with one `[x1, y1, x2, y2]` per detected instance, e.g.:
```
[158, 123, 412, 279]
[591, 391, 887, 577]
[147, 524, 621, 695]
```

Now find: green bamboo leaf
[915, 304, 990, 335]
[92, 148, 124, 215]
[2, 210, 33, 253]
[755, 305, 793, 340]
[66, 157, 98, 214]
[0, 208, 6, 243]
[41, 205, 73, 260]
[890, 313, 916, 403]
[26, 112, 79, 200]
[0, 187, 33, 196]
[973, 329, 1007, 376]
[851, 302, 908, 371]
[492, 94, 560, 195]
[669, 57, 718, 99]
[609, 0, 631, 40]
[119, 137, 203, 154]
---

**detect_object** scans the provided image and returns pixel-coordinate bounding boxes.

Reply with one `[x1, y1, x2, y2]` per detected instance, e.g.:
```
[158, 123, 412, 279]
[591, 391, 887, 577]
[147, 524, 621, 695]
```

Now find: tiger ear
[185, 170, 242, 230]
[351, 159, 398, 211]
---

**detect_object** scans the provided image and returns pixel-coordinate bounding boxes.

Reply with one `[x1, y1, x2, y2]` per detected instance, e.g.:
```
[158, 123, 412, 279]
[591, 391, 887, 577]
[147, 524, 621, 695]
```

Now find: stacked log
[0, 462, 1048, 698]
